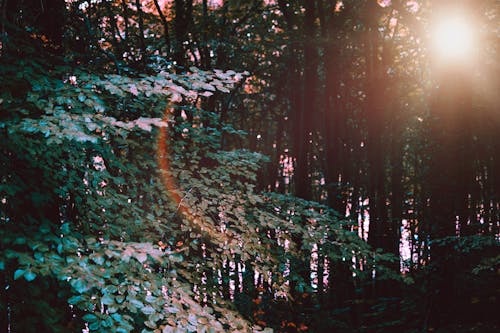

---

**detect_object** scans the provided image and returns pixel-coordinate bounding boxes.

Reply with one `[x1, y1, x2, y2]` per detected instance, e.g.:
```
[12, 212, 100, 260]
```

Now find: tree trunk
[174, 0, 193, 69]
[294, 0, 316, 201]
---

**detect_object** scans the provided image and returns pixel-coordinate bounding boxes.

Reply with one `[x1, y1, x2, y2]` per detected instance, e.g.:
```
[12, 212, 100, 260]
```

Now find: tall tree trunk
[200, 0, 210, 69]
[294, 0, 316, 200]
[322, 8, 347, 213]
[427, 65, 473, 326]
[174, 0, 193, 69]
[364, 1, 388, 252]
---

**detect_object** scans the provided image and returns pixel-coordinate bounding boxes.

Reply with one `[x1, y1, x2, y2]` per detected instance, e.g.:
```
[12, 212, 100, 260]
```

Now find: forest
[0, 0, 499, 332]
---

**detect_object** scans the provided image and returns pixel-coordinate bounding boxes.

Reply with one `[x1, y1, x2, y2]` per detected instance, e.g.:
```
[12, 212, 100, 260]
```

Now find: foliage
[1, 0, 499, 332]
[0, 57, 266, 332]
[0, 52, 395, 332]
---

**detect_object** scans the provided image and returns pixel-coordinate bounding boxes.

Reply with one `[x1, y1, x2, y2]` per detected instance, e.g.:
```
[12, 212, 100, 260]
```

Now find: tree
[1, 0, 499, 332]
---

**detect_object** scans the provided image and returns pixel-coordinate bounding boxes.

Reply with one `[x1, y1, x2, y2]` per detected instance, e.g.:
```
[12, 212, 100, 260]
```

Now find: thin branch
[153, 0, 171, 55]
[135, 0, 147, 60]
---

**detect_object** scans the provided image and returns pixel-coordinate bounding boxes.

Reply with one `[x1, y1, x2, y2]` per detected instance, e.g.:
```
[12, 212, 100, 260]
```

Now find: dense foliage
[1, 0, 499, 332]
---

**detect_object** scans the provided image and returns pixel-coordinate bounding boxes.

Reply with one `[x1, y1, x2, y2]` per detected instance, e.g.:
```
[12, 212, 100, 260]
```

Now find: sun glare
[432, 15, 475, 62]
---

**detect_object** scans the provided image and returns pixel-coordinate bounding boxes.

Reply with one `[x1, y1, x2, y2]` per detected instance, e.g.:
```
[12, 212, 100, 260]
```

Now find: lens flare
[432, 15, 475, 62]
[156, 106, 233, 245]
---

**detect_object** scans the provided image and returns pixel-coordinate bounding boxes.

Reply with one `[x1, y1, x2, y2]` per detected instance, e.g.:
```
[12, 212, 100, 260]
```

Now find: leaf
[141, 305, 156, 315]
[33, 252, 45, 262]
[129, 298, 145, 309]
[111, 313, 122, 322]
[102, 316, 114, 328]
[135, 119, 152, 132]
[68, 295, 82, 305]
[13, 269, 24, 280]
[199, 91, 213, 97]
[135, 252, 148, 263]
[162, 326, 175, 333]
[149, 312, 164, 323]
[170, 93, 182, 103]
[144, 320, 157, 329]
[145, 294, 157, 303]
[216, 86, 230, 93]
[165, 307, 179, 314]
[24, 271, 37, 281]
[188, 314, 197, 325]
[92, 254, 105, 265]
[102, 294, 114, 305]
[89, 321, 100, 331]
[71, 278, 91, 293]
[82, 314, 98, 323]
[201, 83, 216, 92]
[169, 253, 183, 263]
[130, 84, 139, 96]
[104, 285, 118, 293]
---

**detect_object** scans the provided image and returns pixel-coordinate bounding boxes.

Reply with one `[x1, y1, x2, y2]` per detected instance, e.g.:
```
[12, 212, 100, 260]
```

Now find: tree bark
[173, 0, 193, 69]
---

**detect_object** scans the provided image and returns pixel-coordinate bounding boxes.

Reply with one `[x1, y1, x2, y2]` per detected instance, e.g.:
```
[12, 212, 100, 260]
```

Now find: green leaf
[13, 269, 24, 280]
[34, 252, 44, 262]
[71, 278, 91, 293]
[129, 298, 144, 309]
[24, 271, 37, 281]
[68, 295, 82, 305]
[82, 314, 98, 322]
[102, 316, 114, 328]
[89, 321, 100, 331]
[61, 223, 71, 234]
[169, 253, 183, 263]
[91, 254, 105, 265]
[104, 285, 118, 293]
[101, 294, 114, 305]
[111, 313, 122, 323]
[149, 312, 164, 323]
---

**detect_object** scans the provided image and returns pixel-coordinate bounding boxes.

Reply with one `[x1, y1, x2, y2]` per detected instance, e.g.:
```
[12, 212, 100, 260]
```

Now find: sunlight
[431, 14, 475, 62]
